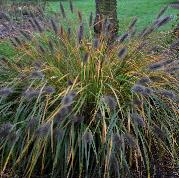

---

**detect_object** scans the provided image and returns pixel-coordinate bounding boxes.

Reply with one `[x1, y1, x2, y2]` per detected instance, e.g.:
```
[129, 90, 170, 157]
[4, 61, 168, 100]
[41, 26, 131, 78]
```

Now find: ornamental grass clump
[0, 2, 178, 178]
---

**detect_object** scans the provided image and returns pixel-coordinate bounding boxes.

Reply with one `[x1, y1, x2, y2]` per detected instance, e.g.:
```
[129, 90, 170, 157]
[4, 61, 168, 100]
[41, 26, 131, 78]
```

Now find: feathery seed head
[48, 40, 54, 53]
[116, 32, 129, 43]
[131, 113, 145, 127]
[149, 76, 163, 82]
[78, 23, 84, 44]
[27, 117, 38, 130]
[33, 18, 43, 33]
[69, 0, 74, 13]
[20, 30, 32, 41]
[29, 18, 36, 30]
[156, 6, 168, 19]
[78, 11, 82, 22]
[148, 62, 164, 71]
[61, 92, 76, 106]
[170, 3, 179, 9]
[131, 85, 144, 94]
[13, 37, 22, 46]
[67, 80, 73, 86]
[136, 77, 151, 85]
[60, 2, 66, 18]
[7, 131, 18, 143]
[51, 19, 58, 34]
[128, 17, 138, 30]
[142, 87, 153, 96]
[89, 12, 93, 27]
[0, 87, 13, 97]
[159, 90, 177, 100]
[35, 123, 50, 137]
[23, 89, 40, 99]
[162, 59, 173, 66]
[102, 95, 117, 110]
[83, 130, 93, 144]
[30, 71, 44, 79]
[118, 47, 128, 59]
[170, 39, 179, 49]
[61, 95, 73, 105]
[124, 133, 136, 148]
[152, 125, 165, 139]
[141, 26, 155, 38]
[67, 27, 71, 39]
[43, 86, 56, 94]
[38, 45, 45, 53]
[55, 106, 72, 122]
[112, 133, 123, 147]
[54, 128, 64, 141]
[71, 115, 84, 124]
[93, 37, 99, 49]
[83, 52, 89, 64]
[132, 98, 142, 108]
[0, 123, 13, 139]
[34, 61, 42, 69]
[155, 16, 172, 28]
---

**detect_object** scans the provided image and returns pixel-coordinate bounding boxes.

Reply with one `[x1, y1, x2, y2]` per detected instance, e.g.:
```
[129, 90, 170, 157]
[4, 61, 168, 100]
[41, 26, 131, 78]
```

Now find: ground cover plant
[0, 0, 179, 178]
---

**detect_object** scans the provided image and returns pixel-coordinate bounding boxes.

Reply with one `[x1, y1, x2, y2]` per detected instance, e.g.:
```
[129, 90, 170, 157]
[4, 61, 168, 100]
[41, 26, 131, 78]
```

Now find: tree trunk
[94, 0, 118, 39]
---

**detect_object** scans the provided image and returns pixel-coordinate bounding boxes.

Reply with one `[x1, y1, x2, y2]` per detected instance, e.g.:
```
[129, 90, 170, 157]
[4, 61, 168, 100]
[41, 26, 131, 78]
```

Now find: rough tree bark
[94, 0, 119, 39]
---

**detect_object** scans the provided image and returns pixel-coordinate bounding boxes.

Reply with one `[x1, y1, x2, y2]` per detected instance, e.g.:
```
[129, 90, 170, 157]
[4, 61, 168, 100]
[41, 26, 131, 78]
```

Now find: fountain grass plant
[0, 2, 179, 178]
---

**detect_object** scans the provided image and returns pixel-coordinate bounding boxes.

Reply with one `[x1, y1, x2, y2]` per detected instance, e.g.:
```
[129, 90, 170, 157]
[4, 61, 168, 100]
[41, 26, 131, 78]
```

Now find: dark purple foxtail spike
[51, 19, 58, 34]
[20, 30, 32, 41]
[124, 133, 136, 148]
[102, 95, 117, 110]
[29, 18, 37, 30]
[141, 26, 155, 38]
[39, 45, 46, 53]
[14, 36, 22, 46]
[0, 87, 13, 97]
[116, 32, 129, 43]
[89, 12, 93, 27]
[60, 2, 66, 18]
[118, 47, 128, 59]
[148, 62, 164, 71]
[78, 11, 82, 23]
[67, 27, 71, 39]
[78, 23, 84, 44]
[170, 3, 179, 9]
[112, 133, 123, 147]
[33, 18, 43, 33]
[48, 40, 54, 53]
[155, 16, 172, 28]
[83, 131, 93, 144]
[93, 37, 99, 49]
[156, 5, 168, 19]
[35, 123, 51, 137]
[27, 117, 38, 130]
[43, 86, 56, 94]
[131, 113, 145, 127]
[83, 52, 89, 64]
[69, 0, 74, 13]
[170, 39, 179, 49]
[60, 26, 64, 36]
[0, 123, 13, 139]
[136, 77, 151, 85]
[128, 17, 138, 30]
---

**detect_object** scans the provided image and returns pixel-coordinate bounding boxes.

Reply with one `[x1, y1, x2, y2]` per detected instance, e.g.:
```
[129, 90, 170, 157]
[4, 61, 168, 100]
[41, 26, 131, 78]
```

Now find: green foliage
[0, 1, 179, 178]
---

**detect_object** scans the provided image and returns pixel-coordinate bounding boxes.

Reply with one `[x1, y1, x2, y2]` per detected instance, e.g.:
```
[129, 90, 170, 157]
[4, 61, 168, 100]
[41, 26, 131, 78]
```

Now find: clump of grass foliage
[0, 2, 179, 178]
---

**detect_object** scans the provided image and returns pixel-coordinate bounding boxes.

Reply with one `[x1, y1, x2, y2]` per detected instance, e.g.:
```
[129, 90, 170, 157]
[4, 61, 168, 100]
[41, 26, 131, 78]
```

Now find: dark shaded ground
[0, 4, 45, 39]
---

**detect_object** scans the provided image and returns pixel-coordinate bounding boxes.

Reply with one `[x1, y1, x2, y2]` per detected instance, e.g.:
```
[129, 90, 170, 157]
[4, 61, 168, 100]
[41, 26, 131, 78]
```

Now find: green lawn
[47, 0, 178, 32]
[0, 0, 178, 58]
